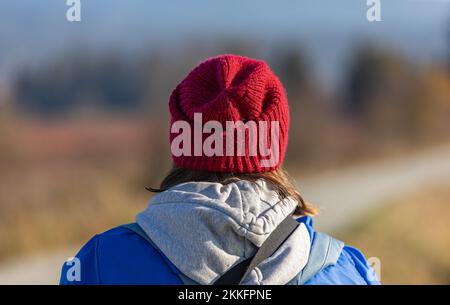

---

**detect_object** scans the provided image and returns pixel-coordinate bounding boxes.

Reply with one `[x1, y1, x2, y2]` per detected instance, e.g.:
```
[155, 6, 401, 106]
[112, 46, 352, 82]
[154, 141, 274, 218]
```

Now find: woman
[60, 54, 379, 285]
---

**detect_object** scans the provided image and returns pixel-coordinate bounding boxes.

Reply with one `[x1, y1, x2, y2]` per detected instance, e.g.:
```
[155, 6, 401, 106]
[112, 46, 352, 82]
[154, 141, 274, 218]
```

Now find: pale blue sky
[0, 0, 449, 87]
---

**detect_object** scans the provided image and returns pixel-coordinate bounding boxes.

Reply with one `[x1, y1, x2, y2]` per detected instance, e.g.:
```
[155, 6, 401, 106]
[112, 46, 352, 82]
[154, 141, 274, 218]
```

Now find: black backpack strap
[123, 217, 301, 286]
[213, 216, 300, 285]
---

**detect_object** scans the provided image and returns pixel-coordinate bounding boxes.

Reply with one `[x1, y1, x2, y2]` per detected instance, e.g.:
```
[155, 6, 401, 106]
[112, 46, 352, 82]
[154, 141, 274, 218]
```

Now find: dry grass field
[0, 118, 164, 262]
[340, 183, 450, 284]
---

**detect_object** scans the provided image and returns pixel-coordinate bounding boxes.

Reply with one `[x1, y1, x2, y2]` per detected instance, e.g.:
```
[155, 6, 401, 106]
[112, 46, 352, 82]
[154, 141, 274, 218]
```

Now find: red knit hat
[169, 54, 289, 173]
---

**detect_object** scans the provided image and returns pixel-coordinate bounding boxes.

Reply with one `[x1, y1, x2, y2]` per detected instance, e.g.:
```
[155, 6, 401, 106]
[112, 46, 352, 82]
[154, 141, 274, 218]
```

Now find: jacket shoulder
[59, 226, 182, 285]
[304, 245, 380, 285]
[296, 217, 379, 285]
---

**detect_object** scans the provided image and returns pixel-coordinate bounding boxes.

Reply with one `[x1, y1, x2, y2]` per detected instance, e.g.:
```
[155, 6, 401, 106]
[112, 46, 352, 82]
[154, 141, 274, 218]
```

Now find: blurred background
[1, 0, 450, 284]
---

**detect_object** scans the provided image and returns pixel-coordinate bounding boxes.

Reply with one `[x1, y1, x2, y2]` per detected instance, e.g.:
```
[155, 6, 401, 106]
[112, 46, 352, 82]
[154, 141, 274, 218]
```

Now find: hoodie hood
[136, 180, 311, 285]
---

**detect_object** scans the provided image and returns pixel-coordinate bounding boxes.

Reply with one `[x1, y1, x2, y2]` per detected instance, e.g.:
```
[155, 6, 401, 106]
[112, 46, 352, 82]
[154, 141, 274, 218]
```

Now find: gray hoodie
[136, 179, 311, 285]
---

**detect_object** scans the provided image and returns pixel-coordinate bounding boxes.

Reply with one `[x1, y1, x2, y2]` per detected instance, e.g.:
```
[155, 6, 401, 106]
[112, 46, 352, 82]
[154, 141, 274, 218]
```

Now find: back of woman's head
[151, 54, 316, 216]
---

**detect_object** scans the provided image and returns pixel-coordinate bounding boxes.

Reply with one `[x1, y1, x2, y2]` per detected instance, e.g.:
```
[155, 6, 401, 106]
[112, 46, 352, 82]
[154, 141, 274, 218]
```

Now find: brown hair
[147, 167, 318, 216]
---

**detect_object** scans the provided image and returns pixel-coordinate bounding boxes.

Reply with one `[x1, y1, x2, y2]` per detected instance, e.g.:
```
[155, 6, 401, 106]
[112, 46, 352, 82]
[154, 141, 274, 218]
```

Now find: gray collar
[136, 180, 310, 284]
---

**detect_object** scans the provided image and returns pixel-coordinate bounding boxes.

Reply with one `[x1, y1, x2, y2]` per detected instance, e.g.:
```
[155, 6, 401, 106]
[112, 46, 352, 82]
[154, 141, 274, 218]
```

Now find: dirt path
[299, 143, 450, 232]
[0, 248, 77, 285]
[2, 143, 450, 284]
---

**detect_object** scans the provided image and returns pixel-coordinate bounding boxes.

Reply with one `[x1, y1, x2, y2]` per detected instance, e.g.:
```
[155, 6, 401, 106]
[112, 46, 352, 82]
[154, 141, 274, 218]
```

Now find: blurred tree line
[8, 37, 450, 173]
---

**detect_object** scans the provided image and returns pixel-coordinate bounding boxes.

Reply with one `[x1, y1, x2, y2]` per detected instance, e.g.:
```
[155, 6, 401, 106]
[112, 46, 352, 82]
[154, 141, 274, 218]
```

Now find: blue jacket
[60, 216, 378, 285]
[60, 180, 379, 285]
